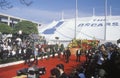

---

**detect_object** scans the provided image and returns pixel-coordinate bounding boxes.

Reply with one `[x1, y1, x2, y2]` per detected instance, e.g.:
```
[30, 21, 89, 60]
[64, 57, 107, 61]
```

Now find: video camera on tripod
[17, 65, 46, 78]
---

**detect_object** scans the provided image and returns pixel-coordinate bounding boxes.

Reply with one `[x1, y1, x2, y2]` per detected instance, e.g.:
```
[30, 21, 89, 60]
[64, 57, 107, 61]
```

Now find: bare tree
[0, 0, 13, 9]
[19, 0, 33, 6]
[0, 0, 33, 9]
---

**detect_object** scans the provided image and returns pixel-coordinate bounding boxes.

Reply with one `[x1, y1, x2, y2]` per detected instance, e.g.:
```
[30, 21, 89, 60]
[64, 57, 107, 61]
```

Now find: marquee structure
[39, 16, 120, 44]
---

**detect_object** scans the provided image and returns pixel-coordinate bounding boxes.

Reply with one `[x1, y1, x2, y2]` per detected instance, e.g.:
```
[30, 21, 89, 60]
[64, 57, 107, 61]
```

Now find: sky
[0, 0, 120, 24]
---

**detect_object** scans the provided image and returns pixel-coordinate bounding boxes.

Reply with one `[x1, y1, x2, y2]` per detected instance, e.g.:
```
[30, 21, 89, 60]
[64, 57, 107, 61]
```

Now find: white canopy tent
[39, 16, 120, 44]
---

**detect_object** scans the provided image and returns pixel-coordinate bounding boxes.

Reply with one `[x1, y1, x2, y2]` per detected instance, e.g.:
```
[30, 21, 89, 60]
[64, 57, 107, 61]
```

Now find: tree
[0, 23, 12, 34]
[13, 20, 38, 35]
[0, 0, 33, 9]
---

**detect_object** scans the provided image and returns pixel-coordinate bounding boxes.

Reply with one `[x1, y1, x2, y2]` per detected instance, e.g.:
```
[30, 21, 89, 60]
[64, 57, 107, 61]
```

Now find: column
[8, 16, 10, 26]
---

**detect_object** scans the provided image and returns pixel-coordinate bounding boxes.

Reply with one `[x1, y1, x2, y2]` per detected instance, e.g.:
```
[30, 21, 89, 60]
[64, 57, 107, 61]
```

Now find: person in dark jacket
[76, 48, 82, 62]
[49, 68, 61, 78]
[56, 64, 69, 78]
[24, 47, 32, 65]
[64, 47, 71, 63]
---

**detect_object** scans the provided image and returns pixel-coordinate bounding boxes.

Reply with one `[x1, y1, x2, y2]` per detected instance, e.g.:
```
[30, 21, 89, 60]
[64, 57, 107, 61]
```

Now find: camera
[16, 66, 46, 78]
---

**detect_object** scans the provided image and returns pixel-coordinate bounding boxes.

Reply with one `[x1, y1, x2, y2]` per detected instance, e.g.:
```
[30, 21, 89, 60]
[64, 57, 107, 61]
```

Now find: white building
[0, 13, 41, 27]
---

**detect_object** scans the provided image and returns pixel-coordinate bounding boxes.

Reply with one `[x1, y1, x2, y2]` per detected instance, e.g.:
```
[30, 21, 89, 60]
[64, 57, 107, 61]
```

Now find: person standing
[76, 48, 82, 62]
[96, 44, 108, 78]
[24, 47, 32, 65]
[46, 47, 51, 60]
[57, 46, 61, 59]
[56, 64, 69, 78]
[49, 68, 60, 78]
[51, 46, 55, 58]
[107, 44, 118, 78]
[33, 48, 38, 65]
[64, 47, 71, 63]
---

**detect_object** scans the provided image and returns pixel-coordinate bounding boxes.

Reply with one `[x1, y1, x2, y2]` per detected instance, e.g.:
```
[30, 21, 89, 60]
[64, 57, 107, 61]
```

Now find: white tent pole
[104, 0, 107, 41]
[110, 6, 112, 16]
[61, 11, 64, 21]
[75, 0, 78, 39]
[93, 8, 95, 16]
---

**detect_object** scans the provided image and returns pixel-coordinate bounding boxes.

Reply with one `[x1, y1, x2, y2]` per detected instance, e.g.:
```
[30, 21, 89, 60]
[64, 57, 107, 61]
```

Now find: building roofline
[0, 12, 40, 24]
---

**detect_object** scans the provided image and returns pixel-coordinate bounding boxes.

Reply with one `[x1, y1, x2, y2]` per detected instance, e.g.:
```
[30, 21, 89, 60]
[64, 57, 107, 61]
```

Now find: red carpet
[0, 55, 86, 78]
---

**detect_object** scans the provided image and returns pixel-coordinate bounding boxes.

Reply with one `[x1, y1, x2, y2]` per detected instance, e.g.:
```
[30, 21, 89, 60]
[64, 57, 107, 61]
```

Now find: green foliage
[68, 39, 81, 48]
[13, 21, 38, 34]
[0, 23, 12, 34]
[0, 58, 17, 64]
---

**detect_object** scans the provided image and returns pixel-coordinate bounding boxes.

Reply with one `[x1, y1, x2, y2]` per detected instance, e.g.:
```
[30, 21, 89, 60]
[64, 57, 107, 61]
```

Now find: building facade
[0, 13, 41, 27]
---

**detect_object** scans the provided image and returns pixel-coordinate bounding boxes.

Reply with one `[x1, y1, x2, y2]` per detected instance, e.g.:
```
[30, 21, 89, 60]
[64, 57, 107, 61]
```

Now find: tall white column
[110, 6, 112, 16]
[8, 16, 10, 26]
[104, 0, 107, 41]
[93, 8, 95, 16]
[75, 0, 78, 39]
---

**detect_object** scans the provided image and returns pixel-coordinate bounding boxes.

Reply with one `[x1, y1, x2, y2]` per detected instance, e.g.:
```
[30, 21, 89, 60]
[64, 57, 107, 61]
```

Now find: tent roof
[39, 16, 120, 41]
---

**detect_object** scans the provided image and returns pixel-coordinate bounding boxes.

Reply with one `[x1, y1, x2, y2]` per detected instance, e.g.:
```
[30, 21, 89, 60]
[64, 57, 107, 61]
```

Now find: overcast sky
[0, 0, 120, 24]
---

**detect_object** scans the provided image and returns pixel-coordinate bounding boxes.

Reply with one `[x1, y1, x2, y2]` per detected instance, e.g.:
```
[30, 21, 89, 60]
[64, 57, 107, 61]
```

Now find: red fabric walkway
[0, 55, 86, 78]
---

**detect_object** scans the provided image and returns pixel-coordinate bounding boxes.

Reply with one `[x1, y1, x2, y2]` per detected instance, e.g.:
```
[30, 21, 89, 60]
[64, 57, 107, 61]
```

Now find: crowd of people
[54, 42, 120, 78]
[48, 42, 120, 78]
[0, 34, 40, 64]
[0, 34, 68, 65]
[0, 34, 120, 78]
